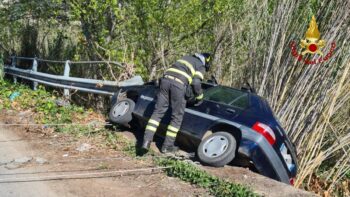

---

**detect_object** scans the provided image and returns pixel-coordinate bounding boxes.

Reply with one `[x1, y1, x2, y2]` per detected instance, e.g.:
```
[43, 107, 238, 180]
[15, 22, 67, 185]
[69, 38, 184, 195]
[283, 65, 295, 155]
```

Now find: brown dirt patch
[0, 110, 209, 197]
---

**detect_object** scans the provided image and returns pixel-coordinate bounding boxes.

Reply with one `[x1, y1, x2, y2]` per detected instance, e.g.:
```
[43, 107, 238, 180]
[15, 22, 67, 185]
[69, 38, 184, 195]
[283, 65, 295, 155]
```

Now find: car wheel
[197, 131, 237, 167]
[109, 98, 135, 124]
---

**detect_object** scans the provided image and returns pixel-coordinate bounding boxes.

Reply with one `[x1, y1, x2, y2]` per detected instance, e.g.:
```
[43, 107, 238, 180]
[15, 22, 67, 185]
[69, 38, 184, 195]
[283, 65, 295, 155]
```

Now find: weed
[97, 163, 110, 170]
[0, 79, 97, 136]
[156, 158, 258, 197]
[121, 137, 151, 157]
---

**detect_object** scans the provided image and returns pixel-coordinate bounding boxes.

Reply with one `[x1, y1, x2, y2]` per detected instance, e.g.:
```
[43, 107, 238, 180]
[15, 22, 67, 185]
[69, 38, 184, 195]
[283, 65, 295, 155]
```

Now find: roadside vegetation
[0, 80, 83, 123]
[156, 158, 257, 197]
[0, 0, 349, 195]
[0, 78, 257, 197]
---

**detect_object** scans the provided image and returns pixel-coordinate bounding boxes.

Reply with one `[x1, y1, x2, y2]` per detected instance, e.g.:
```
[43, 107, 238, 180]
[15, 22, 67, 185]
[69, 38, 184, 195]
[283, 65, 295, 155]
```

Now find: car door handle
[226, 108, 236, 114]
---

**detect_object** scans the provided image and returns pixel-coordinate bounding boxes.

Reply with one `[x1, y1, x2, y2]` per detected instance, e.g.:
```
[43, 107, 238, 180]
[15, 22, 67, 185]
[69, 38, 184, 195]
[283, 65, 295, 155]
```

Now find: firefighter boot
[142, 129, 156, 151]
[141, 140, 151, 150]
[161, 137, 179, 154]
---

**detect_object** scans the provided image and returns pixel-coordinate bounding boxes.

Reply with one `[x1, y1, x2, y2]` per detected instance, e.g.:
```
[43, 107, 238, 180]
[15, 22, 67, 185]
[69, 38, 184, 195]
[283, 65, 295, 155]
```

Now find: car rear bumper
[238, 125, 291, 184]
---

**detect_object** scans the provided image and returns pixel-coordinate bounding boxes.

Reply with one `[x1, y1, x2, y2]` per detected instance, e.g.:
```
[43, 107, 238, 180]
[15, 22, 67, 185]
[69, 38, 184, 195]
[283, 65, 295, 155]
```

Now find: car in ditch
[108, 80, 298, 185]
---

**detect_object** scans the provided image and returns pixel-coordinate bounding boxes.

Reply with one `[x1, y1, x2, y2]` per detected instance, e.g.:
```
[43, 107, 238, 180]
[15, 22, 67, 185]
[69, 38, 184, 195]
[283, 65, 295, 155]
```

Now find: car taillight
[252, 122, 276, 145]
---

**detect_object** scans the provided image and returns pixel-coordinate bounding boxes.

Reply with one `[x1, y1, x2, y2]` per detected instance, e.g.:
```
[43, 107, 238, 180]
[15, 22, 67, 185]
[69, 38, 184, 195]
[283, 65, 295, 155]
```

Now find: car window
[204, 87, 249, 109]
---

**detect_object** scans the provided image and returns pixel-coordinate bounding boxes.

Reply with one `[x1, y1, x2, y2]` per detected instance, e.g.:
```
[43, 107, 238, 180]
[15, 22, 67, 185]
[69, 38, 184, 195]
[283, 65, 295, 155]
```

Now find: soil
[0, 110, 209, 197]
[202, 166, 316, 197]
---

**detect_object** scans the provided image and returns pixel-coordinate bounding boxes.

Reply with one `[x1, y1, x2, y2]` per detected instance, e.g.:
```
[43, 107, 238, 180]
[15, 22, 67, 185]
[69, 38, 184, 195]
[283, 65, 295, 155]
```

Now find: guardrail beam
[3, 56, 145, 96]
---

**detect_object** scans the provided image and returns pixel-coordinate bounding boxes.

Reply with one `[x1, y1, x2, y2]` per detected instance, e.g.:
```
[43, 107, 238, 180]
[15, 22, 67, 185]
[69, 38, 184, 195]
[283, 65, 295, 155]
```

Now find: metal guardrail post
[32, 57, 38, 90]
[63, 60, 71, 99]
[11, 56, 17, 84]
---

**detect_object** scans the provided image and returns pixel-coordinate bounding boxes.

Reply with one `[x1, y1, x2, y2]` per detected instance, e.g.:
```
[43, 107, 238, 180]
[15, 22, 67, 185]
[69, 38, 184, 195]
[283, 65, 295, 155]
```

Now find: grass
[0, 80, 85, 124]
[0, 79, 106, 137]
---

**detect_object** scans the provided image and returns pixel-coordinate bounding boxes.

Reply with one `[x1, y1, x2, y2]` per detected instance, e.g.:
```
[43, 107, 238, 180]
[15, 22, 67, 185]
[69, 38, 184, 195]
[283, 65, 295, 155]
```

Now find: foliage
[156, 158, 258, 197]
[0, 0, 243, 80]
[0, 79, 109, 140]
[0, 0, 349, 195]
[0, 80, 84, 124]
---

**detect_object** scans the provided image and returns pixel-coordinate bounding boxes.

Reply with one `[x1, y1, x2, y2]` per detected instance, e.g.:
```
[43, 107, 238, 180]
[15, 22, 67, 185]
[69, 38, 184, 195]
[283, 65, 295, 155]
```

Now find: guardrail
[4, 56, 144, 96]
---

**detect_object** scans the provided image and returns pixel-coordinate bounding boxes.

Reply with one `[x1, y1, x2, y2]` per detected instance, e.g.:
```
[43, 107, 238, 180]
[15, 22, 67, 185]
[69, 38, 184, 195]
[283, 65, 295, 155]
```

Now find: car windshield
[204, 86, 249, 109]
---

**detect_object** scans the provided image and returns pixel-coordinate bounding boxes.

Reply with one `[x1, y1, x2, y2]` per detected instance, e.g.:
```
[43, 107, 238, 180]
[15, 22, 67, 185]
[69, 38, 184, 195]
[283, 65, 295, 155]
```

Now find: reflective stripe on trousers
[145, 119, 160, 133]
[143, 78, 186, 143]
[166, 125, 179, 138]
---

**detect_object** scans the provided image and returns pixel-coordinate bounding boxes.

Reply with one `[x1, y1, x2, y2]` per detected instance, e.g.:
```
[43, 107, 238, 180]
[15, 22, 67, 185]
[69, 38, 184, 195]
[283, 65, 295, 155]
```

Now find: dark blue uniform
[143, 55, 206, 151]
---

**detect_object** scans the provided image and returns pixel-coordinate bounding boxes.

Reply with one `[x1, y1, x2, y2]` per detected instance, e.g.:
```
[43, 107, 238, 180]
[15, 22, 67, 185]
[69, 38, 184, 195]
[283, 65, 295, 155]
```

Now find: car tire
[197, 131, 237, 167]
[109, 98, 135, 124]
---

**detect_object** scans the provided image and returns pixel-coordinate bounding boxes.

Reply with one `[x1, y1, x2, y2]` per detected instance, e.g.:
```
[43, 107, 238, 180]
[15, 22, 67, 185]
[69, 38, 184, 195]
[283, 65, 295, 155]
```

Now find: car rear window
[204, 87, 249, 109]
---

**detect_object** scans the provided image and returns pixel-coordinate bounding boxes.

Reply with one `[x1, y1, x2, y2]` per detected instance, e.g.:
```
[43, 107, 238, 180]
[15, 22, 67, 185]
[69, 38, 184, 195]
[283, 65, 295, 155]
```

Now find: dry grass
[212, 0, 350, 194]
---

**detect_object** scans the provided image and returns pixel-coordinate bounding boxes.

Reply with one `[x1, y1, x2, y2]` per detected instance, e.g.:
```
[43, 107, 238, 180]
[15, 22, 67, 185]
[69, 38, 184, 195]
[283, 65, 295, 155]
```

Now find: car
[108, 79, 298, 185]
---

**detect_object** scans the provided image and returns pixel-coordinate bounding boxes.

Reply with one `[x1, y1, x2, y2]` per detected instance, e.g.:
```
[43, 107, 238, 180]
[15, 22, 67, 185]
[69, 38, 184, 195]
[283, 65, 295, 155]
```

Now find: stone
[14, 156, 32, 164]
[76, 143, 92, 152]
[5, 163, 20, 170]
[0, 158, 14, 166]
[18, 111, 32, 118]
[55, 99, 70, 107]
[35, 157, 48, 164]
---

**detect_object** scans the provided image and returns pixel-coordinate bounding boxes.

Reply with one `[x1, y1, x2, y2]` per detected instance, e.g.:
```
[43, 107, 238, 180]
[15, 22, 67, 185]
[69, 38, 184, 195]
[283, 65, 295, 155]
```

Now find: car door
[179, 86, 249, 146]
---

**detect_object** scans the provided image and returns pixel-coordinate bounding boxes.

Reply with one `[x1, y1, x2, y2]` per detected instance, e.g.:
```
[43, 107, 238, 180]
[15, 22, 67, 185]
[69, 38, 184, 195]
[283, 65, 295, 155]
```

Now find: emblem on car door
[140, 95, 154, 101]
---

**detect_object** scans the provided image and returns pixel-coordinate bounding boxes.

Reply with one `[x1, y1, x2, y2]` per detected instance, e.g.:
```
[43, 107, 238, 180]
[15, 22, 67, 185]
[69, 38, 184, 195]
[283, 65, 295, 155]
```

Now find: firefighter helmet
[194, 53, 211, 71]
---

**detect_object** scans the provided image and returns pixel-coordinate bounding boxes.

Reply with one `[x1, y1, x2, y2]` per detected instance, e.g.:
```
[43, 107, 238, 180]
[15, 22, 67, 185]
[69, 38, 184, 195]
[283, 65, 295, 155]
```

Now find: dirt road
[0, 123, 208, 197]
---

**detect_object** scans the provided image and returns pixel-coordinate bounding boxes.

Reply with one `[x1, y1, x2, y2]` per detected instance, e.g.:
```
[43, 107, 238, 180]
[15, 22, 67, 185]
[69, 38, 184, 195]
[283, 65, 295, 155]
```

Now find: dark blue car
[109, 81, 298, 185]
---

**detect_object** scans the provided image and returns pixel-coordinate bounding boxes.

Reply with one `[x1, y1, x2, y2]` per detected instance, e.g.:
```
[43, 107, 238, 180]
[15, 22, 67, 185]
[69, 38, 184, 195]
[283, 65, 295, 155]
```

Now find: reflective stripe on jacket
[165, 55, 205, 99]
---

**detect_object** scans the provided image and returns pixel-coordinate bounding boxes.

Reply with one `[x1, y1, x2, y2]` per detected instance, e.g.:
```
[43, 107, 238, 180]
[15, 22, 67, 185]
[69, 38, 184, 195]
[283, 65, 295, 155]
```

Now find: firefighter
[141, 53, 211, 153]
